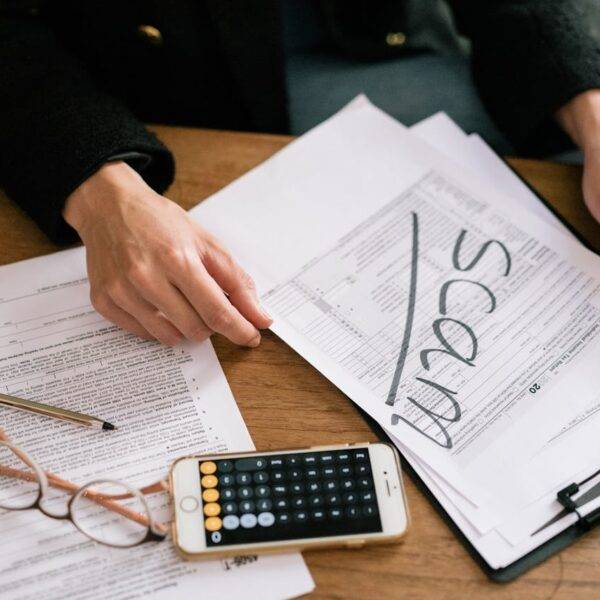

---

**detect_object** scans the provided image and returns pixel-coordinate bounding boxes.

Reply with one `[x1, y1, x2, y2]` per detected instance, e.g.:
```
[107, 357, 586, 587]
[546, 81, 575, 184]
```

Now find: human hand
[556, 89, 600, 224]
[63, 161, 272, 347]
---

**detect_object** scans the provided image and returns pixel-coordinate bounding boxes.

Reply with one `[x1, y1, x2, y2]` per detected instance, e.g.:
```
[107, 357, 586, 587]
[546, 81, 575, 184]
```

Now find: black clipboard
[355, 154, 600, 582]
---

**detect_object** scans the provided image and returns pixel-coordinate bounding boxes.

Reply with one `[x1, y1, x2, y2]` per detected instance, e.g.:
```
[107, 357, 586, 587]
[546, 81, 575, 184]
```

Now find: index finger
[172, 259, 261, 347]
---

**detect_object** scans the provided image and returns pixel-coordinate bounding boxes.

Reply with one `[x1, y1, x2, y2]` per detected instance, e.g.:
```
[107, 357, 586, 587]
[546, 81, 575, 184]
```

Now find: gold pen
[0, 392, 116, 430]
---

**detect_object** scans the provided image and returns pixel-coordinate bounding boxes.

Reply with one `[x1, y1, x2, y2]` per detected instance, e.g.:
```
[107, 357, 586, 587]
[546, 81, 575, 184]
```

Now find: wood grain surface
[1, 125, 599, 599]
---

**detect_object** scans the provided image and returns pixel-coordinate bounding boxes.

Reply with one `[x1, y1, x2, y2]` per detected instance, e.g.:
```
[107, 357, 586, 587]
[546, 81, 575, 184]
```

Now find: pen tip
[102, 421, 116, 431]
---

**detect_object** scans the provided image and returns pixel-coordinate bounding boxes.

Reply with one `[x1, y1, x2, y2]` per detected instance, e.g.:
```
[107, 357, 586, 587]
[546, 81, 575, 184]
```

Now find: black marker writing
[420, 317, 478, 371]
[452, 229, 511, 276]
[387, 219, 512, 449]
[439, 279, 496, 315]
[385, 211, 419, 406]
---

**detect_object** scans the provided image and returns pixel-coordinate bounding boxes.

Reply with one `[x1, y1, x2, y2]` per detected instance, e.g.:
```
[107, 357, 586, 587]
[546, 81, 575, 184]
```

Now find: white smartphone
[170, 442, 409, 560]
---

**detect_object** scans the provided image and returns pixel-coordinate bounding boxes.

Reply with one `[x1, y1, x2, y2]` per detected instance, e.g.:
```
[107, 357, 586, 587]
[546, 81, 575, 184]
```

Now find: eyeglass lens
[71, 480, 150, 547]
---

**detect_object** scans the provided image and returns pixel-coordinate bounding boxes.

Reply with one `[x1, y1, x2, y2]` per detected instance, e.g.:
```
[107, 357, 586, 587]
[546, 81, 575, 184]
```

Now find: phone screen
[198, 447, 383, 547]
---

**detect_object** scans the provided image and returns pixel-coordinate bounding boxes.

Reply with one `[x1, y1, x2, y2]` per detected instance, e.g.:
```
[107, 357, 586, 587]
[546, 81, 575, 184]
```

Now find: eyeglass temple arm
[0, 464, 168, 535]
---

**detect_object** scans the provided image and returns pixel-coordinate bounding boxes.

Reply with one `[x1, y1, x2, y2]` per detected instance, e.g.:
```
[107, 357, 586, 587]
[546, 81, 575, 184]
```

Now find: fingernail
[260, 306, 272, 321]
[247, 333, 261, 348]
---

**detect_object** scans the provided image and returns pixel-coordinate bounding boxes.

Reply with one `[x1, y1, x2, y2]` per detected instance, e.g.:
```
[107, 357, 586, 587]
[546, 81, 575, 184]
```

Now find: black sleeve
[449, 0, 600, 154]
[0, 8, 175, 244]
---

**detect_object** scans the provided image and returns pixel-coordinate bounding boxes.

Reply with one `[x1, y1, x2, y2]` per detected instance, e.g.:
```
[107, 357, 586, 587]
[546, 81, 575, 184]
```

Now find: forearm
[0, 11, 174, 244]
[450, 0, 600, 154]
[556, 90, 600, 152]
[555, 90, 600, 225]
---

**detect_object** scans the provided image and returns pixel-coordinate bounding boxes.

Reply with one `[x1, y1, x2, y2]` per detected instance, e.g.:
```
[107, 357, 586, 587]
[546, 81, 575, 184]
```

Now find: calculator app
[199, 448, 382, 547]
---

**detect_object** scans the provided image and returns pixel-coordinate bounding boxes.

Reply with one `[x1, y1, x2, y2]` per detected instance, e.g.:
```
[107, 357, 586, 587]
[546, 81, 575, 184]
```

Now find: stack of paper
[191, 96, 600, 570]
[0, 248, 314, 599]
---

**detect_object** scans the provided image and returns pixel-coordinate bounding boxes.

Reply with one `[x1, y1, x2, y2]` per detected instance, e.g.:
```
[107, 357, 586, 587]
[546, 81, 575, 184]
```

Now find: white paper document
[403, 111, 600, 566]
[0, 248, 314, 599]
[191, 97, 600, 568]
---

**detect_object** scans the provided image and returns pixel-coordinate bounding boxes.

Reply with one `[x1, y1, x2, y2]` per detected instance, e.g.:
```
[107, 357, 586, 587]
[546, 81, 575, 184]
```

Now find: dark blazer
[1, 0, 599, 244]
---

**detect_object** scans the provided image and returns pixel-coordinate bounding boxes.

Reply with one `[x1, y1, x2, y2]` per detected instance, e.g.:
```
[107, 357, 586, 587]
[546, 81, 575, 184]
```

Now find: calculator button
[238, 486, 253, 499]
[311, 509, 326, 521]
[200, 461, 217, 475]
[323, 480, 338, 492]
[223, 515, 240, 530]
[320, 454, 334, 464]
[255, 485, 270, 498]
[202, 488, 219, 503]
[286, 456, 301, 467]
[201, 475, 218, 488]
[339, 465, 353, 476]
[257, 498, 272, 511]
[361, 491, 375, 502]
[240, 513, 258, 528]
[326, 493, 341, 506]
[354, 450, 368, 461]
[356, 464, 371, 475]
[290, 482, 304, 494]
[204, 516, 222, 531]
[306, 468, 319, 479]
[220, 474, 234, 486]
[308, 495, 323, 507]
[343, 492, 358, 504]
[307, 481, 320, 493]
[277, 513, 291, 525]
[273, 485, 287, 496]
[274, 498, 289, 509]
[292, 497, 306, 508]
[239, 500, 255, 513]
[236, 473, 252, 485]
[340, 479, 355, 491]
[211, 531, 222, 543]
[357, 477, 372, 489]
[363, 504, 378, 517]
[303, 455, 317, 465]
[235, 457, 267, 471]
[222, 502, 237, 515]
[221, 488, 235, 501]
[217, 460, 234, 473]
[328, 508, 342, 520]
[288, 469, 302, 481]
[269, 457, 284, 468]
[258, 512, 275, 527]
[346, 506, 360, 519]
[337, 452, 351, 462]
[293, 511, 308, 523]
[253, 471, 269, 484]
[271, 471, 285, 482]
[203, 503, 221, 517]
[322, 467, 336, 478]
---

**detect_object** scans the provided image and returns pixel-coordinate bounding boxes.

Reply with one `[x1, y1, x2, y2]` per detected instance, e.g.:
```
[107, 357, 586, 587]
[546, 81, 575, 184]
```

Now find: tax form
[0, 248, 314, 599]
[191, 99, 600, 530]
[402, 110, 599, 567]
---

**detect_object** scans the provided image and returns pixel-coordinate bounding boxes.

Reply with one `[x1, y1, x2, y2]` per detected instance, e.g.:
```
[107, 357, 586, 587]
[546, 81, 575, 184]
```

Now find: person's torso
[38, 0, 464, 132]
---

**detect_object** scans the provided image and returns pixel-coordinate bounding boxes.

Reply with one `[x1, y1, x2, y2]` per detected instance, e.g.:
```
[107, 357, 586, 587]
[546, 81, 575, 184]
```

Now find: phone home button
[180, 496, 199, 512]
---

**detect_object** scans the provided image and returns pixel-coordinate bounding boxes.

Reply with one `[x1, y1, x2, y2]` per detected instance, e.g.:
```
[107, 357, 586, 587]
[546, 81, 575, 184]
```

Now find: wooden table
[1, 126, 600, 599]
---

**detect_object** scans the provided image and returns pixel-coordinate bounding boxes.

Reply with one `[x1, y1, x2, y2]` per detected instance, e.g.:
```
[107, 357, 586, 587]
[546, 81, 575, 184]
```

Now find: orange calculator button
[205, 516, 222, 532]
[201, 475, 218, 488]
[203, 502, 221, 517]
[202, 488, 219, 503]
[200, 461, 217, 475]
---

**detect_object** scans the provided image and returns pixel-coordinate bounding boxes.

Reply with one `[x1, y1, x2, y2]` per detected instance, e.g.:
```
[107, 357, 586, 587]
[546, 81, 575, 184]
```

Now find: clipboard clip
[557, 477, 600, 531]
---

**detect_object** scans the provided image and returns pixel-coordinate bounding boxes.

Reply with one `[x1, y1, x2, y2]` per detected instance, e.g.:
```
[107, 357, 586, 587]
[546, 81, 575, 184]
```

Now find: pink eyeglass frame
[0, 426, 169, 547]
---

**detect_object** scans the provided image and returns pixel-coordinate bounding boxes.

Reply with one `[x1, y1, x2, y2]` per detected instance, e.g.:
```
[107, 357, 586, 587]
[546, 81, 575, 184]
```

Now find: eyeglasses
[0, 429, 169, 548]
